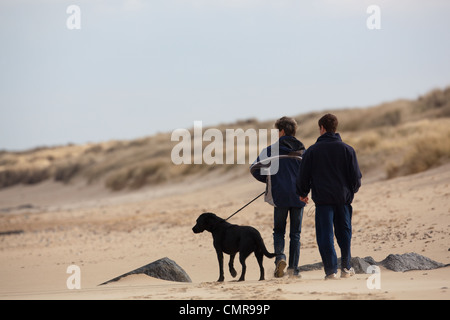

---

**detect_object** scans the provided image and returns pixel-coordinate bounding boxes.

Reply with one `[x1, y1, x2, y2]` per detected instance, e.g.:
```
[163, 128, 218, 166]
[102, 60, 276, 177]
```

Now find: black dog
[192, 212, 277, 282]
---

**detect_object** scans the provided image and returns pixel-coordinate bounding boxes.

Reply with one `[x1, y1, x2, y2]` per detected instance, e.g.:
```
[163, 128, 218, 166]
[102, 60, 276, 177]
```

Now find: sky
[1, 0, 449, 151]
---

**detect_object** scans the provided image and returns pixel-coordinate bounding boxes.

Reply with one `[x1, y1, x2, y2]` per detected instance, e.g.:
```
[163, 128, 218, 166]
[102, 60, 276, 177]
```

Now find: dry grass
[384, 119, 450, 178]
[345, 118, 450, 179]
[1, 86, 450, 190]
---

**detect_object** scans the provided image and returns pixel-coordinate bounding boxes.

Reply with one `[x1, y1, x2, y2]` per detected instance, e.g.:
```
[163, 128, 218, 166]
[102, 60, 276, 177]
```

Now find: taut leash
[225, 154, 302, 221]
[224, 191, 265, 221]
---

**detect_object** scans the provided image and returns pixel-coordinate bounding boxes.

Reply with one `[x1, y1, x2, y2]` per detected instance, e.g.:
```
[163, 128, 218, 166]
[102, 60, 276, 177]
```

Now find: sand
[0, 163, 449, 300]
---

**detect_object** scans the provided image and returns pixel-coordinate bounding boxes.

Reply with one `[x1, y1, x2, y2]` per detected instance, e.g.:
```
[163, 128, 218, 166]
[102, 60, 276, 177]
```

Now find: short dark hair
[275, 116, 298, 136]
[318, 114, 338, 133]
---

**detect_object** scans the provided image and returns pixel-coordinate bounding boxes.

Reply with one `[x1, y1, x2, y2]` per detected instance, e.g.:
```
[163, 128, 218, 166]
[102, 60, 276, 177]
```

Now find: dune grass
[1, 86, 449, 190]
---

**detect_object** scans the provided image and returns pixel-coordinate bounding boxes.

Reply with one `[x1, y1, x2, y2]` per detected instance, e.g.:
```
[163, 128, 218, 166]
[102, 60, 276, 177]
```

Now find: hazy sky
[1, 0, 449, 150]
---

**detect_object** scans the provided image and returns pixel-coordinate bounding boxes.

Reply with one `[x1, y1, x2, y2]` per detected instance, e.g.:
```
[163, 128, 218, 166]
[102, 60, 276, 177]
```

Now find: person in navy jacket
[251, 117, 306, 278]
[297, 113, 362, 279]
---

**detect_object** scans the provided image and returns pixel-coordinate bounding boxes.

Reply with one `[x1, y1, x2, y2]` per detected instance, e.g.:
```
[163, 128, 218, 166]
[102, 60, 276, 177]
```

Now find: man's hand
[300, 196, 309, 204]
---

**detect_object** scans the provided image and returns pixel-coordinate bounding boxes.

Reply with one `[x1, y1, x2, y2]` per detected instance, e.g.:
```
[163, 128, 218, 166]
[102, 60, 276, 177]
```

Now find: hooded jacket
[251, 135, 306, 208]
[297, 132, 362, 205]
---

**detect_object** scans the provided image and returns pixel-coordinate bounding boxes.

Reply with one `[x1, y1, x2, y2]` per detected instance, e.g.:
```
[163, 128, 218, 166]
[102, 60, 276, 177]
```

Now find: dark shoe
[274, 260, 287, 278]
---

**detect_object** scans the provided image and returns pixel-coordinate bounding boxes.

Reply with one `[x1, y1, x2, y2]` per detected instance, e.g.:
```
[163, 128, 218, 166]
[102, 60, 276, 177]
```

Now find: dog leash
[224, 191, 265, 221]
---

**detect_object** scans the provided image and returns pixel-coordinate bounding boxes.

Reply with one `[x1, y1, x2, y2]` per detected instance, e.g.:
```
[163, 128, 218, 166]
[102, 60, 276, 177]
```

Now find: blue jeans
[273, 207, 303, 272]
[315, 205, 352, 276]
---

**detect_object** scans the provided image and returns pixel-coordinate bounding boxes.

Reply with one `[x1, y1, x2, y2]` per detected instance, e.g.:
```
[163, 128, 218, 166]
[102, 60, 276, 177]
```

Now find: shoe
[292, 270, 302, 279]
[274, 260, 287, 278]
[287, 267, 302, 278]
[324, 273, 339, 280]
[341, 267, 355, 278]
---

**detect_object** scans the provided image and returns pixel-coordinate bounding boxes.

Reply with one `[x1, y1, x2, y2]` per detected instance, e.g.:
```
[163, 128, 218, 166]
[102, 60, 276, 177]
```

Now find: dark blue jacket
[251, 136, 306, 208]
[297, 132, 362, 205]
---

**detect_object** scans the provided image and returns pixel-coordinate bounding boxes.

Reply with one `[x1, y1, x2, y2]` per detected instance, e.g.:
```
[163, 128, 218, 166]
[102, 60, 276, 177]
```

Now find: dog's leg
[228, 253, 237, 278]
[238, 250, 251, 281]
[255, 251, 265, 281]
[216, 249, 225, 282]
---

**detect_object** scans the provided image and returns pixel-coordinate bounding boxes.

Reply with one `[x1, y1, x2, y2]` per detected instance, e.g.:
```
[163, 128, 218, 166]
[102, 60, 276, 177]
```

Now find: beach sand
[0, 163, 449, 300]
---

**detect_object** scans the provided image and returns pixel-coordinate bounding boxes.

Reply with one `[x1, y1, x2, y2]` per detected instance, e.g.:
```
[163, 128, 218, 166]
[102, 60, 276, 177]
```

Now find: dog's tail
[256, 235, 278, 259]
[264, 251, 279, 259]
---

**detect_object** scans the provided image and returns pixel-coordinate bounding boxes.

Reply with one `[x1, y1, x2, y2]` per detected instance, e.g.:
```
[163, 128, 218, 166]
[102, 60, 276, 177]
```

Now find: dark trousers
[315, 205, 352, 276]
[273, 207, 303, 271]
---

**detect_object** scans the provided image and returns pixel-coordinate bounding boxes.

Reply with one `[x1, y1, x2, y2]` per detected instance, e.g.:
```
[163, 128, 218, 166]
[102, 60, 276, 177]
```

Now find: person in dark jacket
[297, 113, 362, 279]
[251, 117, 306, 277]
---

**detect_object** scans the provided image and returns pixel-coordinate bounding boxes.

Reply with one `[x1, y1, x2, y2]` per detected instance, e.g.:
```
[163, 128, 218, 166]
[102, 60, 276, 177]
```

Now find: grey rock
[363, 256, 378, 266]
[350, 257, 372, 274]
[0, 230, 24, 236]
[298, 257, 372, 274]
[298, 261, 323, 272]
[298, 253, 447, 274]
[99, 257, 192, 285]
[379, 252, 445, 272]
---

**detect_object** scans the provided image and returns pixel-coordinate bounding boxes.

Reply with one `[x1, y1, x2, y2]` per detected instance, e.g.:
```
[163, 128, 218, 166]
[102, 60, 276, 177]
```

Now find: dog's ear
[201, 213, 221, 231]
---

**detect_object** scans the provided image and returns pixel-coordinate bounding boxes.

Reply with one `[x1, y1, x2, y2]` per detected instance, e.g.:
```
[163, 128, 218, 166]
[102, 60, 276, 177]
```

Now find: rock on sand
[99, 257, 192, 285]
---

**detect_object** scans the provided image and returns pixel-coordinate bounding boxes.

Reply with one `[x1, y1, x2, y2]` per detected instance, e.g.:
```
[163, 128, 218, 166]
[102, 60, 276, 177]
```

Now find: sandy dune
[0, 163, 449, 300]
